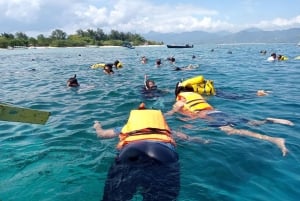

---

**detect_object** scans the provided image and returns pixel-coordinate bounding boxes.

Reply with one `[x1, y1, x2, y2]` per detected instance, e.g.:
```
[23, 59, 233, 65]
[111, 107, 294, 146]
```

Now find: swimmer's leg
[102, 161, 137, 201]
[248, 118, 294, 126]
[266, 118, 294, 126]
[141, 161, 180, 201]
[219, 125, 288, 156]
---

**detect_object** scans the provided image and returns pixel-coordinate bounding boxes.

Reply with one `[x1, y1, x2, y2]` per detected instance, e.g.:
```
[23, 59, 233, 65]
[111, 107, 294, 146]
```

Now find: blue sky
[0, 0, 299, 37]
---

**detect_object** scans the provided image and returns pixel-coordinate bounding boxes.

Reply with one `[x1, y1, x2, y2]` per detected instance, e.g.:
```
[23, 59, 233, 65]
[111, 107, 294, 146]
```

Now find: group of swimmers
[66, 51, 294, 200]
[91, 70, 293, 200]
[141, 55, 195, 64]
[267, 52, 288, 61]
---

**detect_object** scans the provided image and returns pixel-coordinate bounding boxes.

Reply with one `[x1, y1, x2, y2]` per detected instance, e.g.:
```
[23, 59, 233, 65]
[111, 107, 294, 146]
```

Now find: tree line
[0, 28, 162, 48]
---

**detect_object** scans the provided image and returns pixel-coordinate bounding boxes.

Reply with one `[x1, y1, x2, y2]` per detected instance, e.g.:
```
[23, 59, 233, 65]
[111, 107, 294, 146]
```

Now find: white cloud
[70, 0, 227, 33]
[0, 0, 41, 22]
[250, 15, 300, 30]
[0, 0, 299, 36]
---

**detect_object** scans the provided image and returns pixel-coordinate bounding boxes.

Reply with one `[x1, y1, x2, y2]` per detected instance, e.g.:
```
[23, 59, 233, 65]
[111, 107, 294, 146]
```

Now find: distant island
[0, 28, 162, 49]
[143, 28, 300, 44]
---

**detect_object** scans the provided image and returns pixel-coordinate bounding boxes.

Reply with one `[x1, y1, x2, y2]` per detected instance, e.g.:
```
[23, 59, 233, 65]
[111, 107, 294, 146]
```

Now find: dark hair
[174, 82, 193, 97]
[68, 74, 79, 87]
[145, 80, 157, 90]
[156, 59, 161, 65]
[114, 60, 119, 66]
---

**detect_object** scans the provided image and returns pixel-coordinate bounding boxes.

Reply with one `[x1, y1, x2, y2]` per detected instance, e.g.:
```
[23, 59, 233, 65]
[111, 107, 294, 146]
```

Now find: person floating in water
[141, 56, 148, 64]
[267, 53, 277, 61]
[173, 64, 197, 71]
[155, 59, 162, 67]
[144, 74, 157, 90]
[167, 56, 176, 64]
[103, 63, 114, 75]
[67, 74, 80, 87]
[142, 74, 168, 99]
[260, 50, 267, 55]
[93, 103, 206, 201]
[166, 89, 294, 156]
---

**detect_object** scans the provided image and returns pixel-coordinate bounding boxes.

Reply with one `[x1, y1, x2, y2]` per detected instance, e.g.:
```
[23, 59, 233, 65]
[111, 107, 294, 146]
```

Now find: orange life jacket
[117, 110, 176, 149]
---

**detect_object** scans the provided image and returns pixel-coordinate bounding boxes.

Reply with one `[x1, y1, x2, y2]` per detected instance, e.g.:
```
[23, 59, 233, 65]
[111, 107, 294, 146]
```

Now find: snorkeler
[67, 74, 80, 87]
[93, 103, 207, 200]
[144, 74, 157, 90]
[166, 89, 293, 156]
[103, 64, 114, 75]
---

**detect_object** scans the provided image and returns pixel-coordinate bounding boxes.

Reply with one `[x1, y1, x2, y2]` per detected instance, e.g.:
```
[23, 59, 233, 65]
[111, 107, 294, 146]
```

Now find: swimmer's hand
[93, 120, 101, 129]
[93, 121, 117, 138]
[174, 131, 210, 144]
[257, 90, 271, 96]
[165, 110, 174, 116]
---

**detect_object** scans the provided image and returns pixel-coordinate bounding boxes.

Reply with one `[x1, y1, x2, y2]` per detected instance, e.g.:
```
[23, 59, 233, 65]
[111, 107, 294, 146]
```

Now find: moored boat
[167, 44, 193, 48]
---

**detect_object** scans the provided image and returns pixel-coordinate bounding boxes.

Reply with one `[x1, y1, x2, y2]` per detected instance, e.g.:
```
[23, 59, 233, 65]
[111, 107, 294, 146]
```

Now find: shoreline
[0, 44, 165, 50]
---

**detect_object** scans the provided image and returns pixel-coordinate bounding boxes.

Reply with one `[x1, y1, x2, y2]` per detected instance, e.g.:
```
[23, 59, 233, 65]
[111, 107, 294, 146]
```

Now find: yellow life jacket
[279, 56, 288, 61]
[117, 110, 175, 149]
[177, 92, 213, 112]
[116, 62, 123, 69]
[179, 75, 216, 95]
[90, 63, 105, 69]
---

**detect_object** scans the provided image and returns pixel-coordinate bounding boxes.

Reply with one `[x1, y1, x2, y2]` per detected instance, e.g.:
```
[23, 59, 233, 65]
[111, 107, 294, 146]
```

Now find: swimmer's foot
[266, 118, 294, 126]
[273, 138, 288, 157]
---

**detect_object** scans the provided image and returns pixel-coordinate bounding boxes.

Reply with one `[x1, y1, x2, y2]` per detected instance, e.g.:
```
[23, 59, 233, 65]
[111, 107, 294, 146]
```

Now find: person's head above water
[138, 102, 146, 109]
[145, 80, 157, 90]
[156, 59, 161, 66]
[67, 74, 80, 87]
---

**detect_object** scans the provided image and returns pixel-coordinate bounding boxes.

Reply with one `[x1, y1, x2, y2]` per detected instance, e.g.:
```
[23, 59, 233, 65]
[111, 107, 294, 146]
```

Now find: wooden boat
[167, 44, 193, 48]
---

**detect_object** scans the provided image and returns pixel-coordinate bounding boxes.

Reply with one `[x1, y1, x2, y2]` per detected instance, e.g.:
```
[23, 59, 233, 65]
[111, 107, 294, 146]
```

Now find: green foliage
[0, 37, 9, 48]
[0, 28, 161, 48]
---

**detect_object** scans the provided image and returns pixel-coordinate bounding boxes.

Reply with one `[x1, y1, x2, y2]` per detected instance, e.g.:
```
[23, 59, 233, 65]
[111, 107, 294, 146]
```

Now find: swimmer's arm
[93, 121, 118, 138]
[165, 101, 184, 116]
[173, 130, 209, 144]
[144, 74, 149, 89]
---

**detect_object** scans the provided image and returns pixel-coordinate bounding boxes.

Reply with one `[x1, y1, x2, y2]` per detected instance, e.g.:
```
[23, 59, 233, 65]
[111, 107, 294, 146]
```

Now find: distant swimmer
[260, 50, 267, 55]
[144, 74, 157, 90]
[156, 59, 162, 67]
[173, 64, 197, 71]
[103, 63, 114, 75]
[167, 56, 176, 64]
[141, 56, 148, 64]
[267, 53, 277, 61]
[67, 74, 80, 87]
[277, 54, 288, 61]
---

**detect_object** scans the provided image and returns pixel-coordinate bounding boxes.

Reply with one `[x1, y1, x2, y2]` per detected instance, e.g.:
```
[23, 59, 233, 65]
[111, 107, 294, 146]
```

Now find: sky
[0, 0, 300, 37]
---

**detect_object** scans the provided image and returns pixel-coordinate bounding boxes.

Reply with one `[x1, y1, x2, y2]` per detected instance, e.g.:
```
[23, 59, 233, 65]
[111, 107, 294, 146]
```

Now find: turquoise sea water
[0, 44, 299, 201]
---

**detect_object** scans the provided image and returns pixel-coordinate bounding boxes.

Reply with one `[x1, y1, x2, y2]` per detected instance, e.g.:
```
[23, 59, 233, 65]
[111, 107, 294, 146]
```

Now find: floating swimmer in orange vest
[166, 89, 294, 156]
[93, 102, 207, 201]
